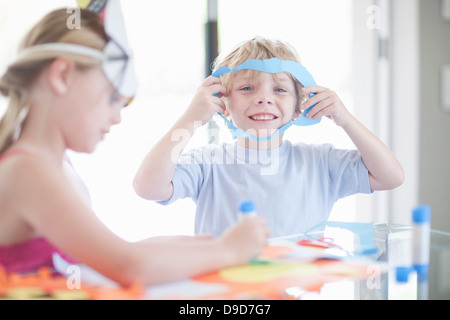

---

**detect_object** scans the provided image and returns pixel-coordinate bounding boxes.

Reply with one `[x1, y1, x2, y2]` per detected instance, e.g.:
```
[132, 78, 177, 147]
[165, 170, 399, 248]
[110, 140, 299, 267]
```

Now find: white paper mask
[16, 0, 137, 103]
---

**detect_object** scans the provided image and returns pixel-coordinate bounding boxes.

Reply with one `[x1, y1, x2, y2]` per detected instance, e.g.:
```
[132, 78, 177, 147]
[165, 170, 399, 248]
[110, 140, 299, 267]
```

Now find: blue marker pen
[239, 201, 257, 217]
[412, 205, 431, 277]
[412, 205, 431, 300]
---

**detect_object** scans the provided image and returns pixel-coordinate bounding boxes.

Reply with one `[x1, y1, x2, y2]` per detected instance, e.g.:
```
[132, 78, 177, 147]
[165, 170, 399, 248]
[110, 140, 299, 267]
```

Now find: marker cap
[396, 266, 411, 283]
[239, 201, 255, 214]
[413, 264, 429, 276]
[412, 205, 431, 224]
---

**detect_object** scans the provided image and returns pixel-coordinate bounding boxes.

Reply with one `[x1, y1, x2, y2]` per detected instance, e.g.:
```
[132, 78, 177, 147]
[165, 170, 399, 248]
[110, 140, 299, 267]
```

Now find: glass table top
[280, 223, 450, 300]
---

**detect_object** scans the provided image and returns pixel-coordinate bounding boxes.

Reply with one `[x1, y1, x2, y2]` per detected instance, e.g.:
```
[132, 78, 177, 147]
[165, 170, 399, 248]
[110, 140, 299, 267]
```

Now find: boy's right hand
[220, 216, 270, 265]
[182, 76, 228, 126]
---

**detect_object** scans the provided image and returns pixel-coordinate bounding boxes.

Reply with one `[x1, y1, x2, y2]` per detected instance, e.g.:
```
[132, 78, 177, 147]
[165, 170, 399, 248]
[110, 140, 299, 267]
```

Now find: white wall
[352, 0, 425, 228]
[418, 0, 450, 232]
[352, 0, 391, 223]
[390, 0, 420, 226]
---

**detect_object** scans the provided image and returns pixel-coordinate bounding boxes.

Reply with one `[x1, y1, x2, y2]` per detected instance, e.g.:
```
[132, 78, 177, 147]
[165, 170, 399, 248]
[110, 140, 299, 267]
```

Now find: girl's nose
[112, 109, 122, 125]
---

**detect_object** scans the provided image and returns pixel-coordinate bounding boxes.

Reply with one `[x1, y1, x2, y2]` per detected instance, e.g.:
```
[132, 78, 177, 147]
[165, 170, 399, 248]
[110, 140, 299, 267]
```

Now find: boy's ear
[47, 58, 76, 95]
[221, 95, 230, 117]
[293, 106, 301, 120]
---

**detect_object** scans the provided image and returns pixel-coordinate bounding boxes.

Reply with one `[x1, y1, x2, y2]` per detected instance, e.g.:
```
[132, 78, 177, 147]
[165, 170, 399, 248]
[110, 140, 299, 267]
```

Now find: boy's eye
[275, 88, 287, 93]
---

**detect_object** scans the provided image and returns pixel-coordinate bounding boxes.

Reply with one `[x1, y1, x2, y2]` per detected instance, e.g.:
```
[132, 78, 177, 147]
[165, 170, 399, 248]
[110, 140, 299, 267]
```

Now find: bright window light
[0, 0, 355, 241]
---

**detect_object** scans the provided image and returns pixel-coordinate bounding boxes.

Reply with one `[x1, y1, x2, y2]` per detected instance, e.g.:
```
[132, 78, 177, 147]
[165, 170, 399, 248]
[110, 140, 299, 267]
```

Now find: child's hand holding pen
[219, 216, 270, 265]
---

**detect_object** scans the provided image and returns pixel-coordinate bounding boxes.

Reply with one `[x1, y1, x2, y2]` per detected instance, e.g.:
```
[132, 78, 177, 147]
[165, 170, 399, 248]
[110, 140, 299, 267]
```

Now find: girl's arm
[14, 155, 269, 286]
[132, 216, 269, 284]
[300, 86, 404, 191]
[133, 76, 227, 201]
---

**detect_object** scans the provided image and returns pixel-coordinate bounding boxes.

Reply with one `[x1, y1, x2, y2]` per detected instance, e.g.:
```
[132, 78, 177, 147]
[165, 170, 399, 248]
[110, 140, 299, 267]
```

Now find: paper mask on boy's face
[17, 0, 137, 104]
[212, 57, 320, 141]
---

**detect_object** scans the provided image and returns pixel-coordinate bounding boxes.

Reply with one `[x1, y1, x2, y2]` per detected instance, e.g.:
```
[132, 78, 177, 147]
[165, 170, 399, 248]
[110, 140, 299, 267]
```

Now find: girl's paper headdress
[17, 0, 137, 103]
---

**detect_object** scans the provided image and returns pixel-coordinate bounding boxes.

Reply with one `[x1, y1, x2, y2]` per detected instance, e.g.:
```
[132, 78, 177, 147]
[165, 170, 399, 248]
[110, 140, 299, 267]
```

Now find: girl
[0, 7, 269, 286]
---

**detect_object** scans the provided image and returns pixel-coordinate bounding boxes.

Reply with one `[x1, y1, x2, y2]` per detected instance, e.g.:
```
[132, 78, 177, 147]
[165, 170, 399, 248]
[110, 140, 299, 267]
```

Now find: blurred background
[0, 0, 449, 241]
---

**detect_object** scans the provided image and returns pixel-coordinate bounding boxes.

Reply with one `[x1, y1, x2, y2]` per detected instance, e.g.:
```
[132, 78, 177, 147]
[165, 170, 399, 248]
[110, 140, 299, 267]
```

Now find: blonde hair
[0, 8, 108, 155]
[213, 36, 308, 109]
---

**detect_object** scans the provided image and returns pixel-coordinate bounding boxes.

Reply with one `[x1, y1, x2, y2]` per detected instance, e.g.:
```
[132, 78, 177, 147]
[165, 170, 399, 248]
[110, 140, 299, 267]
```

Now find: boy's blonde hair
[0, 8, 108, 154]
[213, 36, 308, 109]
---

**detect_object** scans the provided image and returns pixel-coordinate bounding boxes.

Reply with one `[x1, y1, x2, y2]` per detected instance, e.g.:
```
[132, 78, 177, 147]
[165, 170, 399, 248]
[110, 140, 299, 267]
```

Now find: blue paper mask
[212, 57, 320, 141]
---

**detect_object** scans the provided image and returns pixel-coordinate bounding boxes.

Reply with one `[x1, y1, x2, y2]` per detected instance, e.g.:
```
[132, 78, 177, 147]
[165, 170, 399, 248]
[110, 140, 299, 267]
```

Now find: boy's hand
[182, 76, 228, 126]
[300, 86, 352, 128]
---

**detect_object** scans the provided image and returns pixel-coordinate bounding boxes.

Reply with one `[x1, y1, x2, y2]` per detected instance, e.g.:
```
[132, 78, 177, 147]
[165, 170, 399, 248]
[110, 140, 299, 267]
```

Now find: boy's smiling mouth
[249, 113, 278, 121]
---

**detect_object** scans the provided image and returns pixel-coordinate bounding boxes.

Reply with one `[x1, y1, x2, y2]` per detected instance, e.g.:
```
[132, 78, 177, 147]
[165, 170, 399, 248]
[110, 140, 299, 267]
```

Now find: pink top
[0, 149, 76, 273]
[0, 237, 75, 273]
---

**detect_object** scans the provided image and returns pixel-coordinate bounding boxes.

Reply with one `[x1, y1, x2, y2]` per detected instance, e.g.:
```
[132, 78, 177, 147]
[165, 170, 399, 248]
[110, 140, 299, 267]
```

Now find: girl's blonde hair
[0, 8, 108, 154]
[213, 36, 308, 109]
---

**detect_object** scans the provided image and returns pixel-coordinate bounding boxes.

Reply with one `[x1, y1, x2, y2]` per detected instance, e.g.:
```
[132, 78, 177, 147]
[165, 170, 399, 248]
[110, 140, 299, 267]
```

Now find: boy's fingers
[301, 85, 327, 94]
[204, 76, 228, 97]
[203, 75, 222, 87]
[300, 88, 334, 110]
[209, 83, 227, 97]
[301, 92, 321, 110]
[212, 96, 227, 113]
[305, 98, 333, 119]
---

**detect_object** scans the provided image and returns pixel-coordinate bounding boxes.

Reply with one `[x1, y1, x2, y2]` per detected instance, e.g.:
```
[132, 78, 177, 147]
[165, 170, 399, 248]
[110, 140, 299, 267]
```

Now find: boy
[134, 37, 404, 237]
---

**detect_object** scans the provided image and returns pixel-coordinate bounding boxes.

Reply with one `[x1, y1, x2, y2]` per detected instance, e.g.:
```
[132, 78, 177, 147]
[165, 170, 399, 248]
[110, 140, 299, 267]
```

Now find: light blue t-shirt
[158, 140, 372, 237]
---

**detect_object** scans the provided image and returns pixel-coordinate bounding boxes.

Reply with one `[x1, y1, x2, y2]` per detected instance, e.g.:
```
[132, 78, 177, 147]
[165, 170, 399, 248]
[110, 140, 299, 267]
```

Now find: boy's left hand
[300, 86, 352, 128]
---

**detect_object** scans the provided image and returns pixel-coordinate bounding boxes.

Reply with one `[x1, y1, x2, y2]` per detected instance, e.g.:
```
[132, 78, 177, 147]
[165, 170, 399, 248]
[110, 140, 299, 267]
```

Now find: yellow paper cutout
[76, 0, 91, 9]
[220, 263, 317, 284]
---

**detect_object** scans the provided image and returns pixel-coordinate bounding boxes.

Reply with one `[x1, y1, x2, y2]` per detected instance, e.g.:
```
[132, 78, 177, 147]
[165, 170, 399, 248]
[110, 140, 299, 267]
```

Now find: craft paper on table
[187, 244, 381, 299]
[304, 221, 378, 255]
[1, 237, 384, 300]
